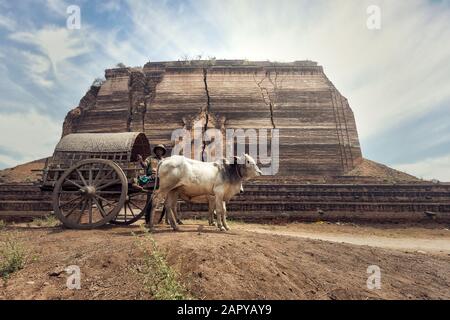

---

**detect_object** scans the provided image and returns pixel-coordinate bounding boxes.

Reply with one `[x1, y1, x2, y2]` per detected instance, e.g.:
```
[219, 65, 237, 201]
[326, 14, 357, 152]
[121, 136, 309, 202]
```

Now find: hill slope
[343, 158, 420, 182]
[1, 221, 449, 300]
[0, 158, 48, 184]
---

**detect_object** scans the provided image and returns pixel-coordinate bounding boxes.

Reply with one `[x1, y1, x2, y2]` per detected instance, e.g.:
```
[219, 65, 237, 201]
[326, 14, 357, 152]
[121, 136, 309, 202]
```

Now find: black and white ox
[150, 154, 262, 231]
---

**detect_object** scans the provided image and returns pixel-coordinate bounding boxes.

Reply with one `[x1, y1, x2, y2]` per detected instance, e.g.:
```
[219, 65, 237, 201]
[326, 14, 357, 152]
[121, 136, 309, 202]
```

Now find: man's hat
[153, 144, 167, 155]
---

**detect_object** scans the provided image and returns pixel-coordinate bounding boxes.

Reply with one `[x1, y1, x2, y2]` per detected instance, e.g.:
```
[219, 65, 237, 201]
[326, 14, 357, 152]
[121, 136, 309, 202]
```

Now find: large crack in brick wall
[201, 67, 211, 162]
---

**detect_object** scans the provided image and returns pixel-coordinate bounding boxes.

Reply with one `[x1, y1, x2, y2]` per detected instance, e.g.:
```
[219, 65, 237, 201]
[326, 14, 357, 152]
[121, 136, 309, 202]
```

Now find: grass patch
[30, 215, 60, 227]
[134, 233, 190, 300]
[0, 235, 26, 279]
[0, 220, 6, 230]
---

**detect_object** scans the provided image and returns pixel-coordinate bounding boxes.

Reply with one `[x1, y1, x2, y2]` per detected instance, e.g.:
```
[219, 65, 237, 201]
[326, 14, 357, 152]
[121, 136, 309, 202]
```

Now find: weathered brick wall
[62, 60, 363, 177]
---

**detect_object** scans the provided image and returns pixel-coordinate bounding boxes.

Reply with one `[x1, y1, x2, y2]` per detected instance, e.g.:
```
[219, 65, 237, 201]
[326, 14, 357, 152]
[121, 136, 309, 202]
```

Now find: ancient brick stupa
[63, 60, 362, 179]
[4, 60, 444, 223]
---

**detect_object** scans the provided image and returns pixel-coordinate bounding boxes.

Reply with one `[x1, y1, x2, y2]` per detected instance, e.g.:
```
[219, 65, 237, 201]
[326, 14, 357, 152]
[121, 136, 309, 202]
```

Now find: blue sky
[0, 0, 449, 180]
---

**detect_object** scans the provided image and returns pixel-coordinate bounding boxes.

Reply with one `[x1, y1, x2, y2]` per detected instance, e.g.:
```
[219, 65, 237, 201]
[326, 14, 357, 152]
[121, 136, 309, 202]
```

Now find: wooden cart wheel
[52, 159, 128, 230]
[109, 191, 149, 225]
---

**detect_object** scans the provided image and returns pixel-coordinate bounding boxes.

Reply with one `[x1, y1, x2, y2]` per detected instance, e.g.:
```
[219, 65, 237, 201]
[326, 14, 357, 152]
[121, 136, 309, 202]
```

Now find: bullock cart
[41, 132, 151, 229]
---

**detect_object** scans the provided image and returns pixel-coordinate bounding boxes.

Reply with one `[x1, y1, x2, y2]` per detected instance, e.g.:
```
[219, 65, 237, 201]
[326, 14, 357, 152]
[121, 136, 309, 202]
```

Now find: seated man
[136, 144, 167, 226]
[137, 144, 167, 188]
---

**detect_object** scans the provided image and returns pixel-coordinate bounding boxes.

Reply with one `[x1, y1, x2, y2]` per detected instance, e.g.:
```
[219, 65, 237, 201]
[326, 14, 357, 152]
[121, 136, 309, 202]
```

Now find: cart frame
[41, 132, 152, 229]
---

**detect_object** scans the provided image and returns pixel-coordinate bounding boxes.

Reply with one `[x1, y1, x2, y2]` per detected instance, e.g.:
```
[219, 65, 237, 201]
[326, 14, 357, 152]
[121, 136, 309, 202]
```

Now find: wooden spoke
[60, 195, 83, 208]
[88, 168, 93, 185]
[127, 202, 136, 218]
[92, 198, 107, 217]
[88, 199, 93, 224]
[63, 201, 81, 218]
[80, 199, 88, 215]
[95, 191, 123, 194]
[73, 199, 87, 223]
[95, 194, 117, 207]
[96, 179, 121, 191]
[76, 202, 85, 224]
[76, 169, 88, 187]
[65, 179, 83, 189]
[93, 164, 106, 185]
[58, 191, 82, 195]
[94, 169, 115, 187]
[128, 200, 144, 212]
[105, 205, 117, 216]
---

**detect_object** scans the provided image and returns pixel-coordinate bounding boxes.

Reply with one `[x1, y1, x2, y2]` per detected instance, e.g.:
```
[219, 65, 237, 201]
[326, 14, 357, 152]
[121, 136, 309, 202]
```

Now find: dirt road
[1, 220, 449, 300]
[234, 222, 450, 254]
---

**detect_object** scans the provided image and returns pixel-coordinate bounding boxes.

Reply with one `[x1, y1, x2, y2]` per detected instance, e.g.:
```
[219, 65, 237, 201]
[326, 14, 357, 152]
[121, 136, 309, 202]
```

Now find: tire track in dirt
[239, 226, 450, 254]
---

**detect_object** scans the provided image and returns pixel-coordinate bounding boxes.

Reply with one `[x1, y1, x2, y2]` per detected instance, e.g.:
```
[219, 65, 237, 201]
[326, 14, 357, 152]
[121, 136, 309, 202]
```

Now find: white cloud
[0, 111, 61, 166]
[21, 51, 54, 88]
[110, 0, 221, 63]
[0, 62, 49, 113]
[171, 0, 450, 140]
[0, 13, 16, 30]
[45, 0, 69, 16]
[97, 0, 122, 12]
[110, 0, 450, 142]
[393, 155, 450, 182]
[9, 26, 91, 74]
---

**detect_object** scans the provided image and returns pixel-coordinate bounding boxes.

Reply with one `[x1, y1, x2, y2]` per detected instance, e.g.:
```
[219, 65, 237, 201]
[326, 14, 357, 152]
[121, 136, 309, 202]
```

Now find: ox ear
[234, 157, 245, 164]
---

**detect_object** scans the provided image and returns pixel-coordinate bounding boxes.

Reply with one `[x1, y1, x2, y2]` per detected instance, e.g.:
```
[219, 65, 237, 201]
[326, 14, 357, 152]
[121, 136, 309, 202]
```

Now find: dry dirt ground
[1, 219, 449, 300]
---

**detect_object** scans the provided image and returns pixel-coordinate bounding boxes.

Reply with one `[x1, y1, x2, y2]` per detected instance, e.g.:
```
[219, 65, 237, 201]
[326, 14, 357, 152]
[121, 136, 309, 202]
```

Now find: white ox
[150, 154, 262, 231]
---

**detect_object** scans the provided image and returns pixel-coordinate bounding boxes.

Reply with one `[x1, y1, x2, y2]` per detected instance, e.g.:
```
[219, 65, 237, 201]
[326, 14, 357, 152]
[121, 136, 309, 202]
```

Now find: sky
[0, 0, 449, 181]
